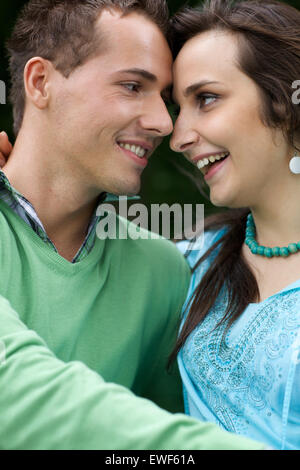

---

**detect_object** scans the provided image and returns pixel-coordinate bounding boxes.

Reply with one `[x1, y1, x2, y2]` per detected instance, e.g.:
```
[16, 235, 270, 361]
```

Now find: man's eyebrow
[115, 68, 157, 82]
[184, 80, 222, 97]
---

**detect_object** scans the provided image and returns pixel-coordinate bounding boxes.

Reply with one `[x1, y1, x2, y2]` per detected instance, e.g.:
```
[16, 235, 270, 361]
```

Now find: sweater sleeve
[0, 295, 266, 450]
[136, 241, 191, 413]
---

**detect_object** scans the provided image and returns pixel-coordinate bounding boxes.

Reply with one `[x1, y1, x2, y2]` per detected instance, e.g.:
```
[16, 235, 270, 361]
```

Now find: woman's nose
[170, 117, 199, 153]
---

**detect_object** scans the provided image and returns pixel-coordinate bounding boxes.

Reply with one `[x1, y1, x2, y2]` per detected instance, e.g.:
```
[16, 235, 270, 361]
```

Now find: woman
[169, 0, 300, 450]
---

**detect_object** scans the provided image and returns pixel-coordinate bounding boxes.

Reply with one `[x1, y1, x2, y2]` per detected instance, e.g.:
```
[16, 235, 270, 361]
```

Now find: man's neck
[2, 131, 102, 260]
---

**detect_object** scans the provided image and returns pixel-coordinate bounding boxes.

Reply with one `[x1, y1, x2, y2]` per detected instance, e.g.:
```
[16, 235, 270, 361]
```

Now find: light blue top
[176, 229, 300, 450]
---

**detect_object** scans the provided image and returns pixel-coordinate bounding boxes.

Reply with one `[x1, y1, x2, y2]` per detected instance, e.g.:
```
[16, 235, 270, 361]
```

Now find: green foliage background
[0, 0, 299, 221]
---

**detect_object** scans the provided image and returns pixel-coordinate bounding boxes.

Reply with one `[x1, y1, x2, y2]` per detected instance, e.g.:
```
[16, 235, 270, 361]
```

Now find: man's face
[47, 9, 173, 197]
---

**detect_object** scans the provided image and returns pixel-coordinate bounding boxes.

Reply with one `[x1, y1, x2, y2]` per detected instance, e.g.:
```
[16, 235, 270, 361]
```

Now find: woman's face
[170, 30, 292, 209]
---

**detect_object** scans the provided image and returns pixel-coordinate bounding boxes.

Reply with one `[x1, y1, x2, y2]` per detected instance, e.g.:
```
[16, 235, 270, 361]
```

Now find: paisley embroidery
[182, 291, 300, 438]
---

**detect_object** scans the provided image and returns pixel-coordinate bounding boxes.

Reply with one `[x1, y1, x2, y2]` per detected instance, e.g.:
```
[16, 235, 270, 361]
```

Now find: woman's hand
[0, 132, 12, 167]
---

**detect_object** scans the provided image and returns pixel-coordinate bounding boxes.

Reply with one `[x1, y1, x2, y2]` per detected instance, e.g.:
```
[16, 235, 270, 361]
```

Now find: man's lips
[116, 140, 154, 168]
[117, 140, 154, 153]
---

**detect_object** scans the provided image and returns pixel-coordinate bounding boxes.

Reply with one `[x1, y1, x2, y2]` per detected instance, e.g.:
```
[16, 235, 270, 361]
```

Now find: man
[0, 0, 264, 449]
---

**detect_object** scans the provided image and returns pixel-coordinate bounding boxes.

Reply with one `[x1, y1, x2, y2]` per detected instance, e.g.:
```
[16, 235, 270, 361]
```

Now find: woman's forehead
[172, 31, 240, 92]
[174, 30, 239, 70]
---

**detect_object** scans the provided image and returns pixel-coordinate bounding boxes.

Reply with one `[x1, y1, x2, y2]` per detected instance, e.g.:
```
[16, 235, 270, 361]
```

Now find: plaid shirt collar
[0, 169, 138, 263]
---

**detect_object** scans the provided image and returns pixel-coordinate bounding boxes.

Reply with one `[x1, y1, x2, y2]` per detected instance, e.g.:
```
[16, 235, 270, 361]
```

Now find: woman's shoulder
[176, 226, 228, 270]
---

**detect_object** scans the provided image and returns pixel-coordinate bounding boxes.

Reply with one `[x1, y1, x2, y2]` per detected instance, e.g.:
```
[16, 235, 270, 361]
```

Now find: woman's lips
[204, 153, 231, 181]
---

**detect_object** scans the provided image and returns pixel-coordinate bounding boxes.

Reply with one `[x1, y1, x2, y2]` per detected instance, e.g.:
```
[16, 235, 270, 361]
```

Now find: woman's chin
[210, 191, 242, 209]
[209, 191, 229, 208]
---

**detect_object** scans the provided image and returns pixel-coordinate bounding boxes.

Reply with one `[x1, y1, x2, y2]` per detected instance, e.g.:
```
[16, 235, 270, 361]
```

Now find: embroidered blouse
[176, 229, 300, 450]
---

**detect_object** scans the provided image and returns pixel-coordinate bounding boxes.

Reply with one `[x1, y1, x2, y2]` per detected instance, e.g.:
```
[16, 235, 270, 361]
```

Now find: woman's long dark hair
[168, 0, 300, 364]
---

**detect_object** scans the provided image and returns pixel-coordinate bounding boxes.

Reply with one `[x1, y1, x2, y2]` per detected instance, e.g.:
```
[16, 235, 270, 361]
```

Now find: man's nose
[170, 116, 199, 153]
[140, 97, 173, 137]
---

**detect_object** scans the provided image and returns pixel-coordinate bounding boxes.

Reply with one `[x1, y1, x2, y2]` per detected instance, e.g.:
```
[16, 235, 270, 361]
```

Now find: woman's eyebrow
[172, 80, 223, 104]
[184, 80, 222, 97]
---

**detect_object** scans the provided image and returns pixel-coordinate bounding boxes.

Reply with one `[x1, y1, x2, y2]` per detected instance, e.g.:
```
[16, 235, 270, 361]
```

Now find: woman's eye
[196, 94, 217, 108]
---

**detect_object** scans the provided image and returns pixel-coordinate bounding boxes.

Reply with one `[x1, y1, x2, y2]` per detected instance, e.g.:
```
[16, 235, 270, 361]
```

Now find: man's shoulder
[0, 205, 15, 238]
[112, 213, 189, 268]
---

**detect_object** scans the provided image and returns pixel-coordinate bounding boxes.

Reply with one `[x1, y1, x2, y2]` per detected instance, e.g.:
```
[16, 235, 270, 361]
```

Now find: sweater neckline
[0, 198, 105, 272]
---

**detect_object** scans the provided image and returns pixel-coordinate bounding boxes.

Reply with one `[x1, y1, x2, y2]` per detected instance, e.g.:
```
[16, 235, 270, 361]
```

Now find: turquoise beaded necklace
[245, 213, 300, 257]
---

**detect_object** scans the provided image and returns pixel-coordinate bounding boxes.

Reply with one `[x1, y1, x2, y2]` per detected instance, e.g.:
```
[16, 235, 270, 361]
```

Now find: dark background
[0, 0, 299, 222]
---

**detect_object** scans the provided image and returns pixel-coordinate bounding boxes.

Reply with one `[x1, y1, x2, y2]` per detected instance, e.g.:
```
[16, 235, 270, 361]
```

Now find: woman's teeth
[118, 142, 147, 158]
[196, 152, 229, 172]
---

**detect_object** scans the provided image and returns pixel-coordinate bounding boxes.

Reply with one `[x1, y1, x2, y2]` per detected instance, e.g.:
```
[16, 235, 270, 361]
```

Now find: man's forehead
[95, 8, 158, 44]
[97, 8, 131, 25]
[94, 8, 173, 84]
[96, 9, 170, 51]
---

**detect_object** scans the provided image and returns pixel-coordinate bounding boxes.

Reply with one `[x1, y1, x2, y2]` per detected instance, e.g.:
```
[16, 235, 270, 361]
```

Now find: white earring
[289, 152, 300, 174]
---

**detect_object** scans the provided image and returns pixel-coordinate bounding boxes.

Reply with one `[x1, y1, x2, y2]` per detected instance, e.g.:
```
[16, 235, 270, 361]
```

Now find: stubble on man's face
[48, 9, 174, 198]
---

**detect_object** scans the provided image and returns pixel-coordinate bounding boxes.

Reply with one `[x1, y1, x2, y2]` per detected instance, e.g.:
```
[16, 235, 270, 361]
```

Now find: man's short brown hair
[7, 0, 170, 136]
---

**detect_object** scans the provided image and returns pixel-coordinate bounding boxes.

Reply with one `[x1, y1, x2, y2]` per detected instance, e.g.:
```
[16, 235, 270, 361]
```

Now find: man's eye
[123, 83, 141, 93]
[196, 93, 217, 108]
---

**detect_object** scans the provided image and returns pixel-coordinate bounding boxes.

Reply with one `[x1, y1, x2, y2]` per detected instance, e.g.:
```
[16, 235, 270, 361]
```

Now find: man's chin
[106, 180, 141, 198]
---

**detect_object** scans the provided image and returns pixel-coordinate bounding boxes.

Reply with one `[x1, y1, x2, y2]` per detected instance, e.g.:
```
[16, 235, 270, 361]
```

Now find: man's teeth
[196, 152, 229, 170]
[119, 142, 147, 158]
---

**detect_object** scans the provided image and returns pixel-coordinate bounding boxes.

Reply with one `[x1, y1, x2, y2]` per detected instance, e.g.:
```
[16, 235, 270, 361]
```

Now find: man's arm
[0, 294, 265, 450]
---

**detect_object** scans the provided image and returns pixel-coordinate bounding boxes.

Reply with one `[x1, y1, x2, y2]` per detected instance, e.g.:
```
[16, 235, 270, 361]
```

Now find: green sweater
[0, 199, 265, 449]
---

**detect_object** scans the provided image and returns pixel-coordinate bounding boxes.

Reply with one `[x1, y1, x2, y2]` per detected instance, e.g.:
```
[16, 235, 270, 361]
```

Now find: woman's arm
[0, 132, 12, 166]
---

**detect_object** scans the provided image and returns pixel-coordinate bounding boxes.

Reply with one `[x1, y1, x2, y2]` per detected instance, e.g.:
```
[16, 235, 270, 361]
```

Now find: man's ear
[24, 58, 52, 110]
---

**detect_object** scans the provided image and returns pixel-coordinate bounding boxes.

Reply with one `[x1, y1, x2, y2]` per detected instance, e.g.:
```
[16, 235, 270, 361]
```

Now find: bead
[288, 243, 298, 254]
[297, 242, 300, 250]
[272, 247, 280, 256]
[279, 247, 289, 257]
[257, 246, 265, 255]
[264, 247, 273, 258]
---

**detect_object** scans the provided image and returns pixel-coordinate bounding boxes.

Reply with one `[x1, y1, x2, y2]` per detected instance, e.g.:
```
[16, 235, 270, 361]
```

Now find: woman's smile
[170, 29, 294, 209]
